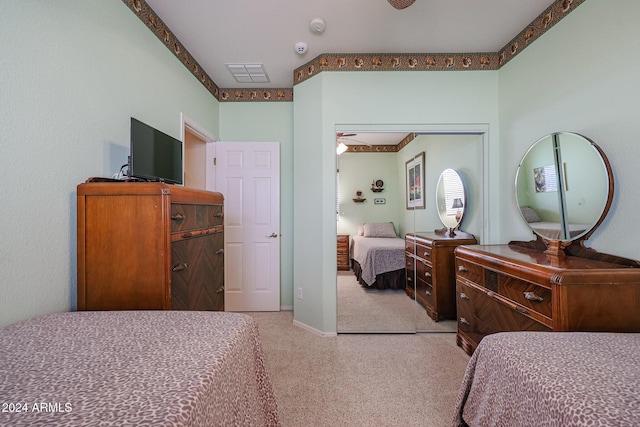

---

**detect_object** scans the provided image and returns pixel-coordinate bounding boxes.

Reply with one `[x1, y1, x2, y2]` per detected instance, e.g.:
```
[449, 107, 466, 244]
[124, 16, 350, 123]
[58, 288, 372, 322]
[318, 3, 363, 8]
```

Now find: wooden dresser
[77, 181, 225, 311]
[405, 231, 477, 322]
[337, 234, 350, 271]
[455, 243, 640, 355]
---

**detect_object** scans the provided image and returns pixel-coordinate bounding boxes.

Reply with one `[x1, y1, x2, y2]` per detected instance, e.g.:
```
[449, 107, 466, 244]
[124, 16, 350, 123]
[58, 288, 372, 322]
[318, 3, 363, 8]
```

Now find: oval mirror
[436, 168, 466, 231]
[515, 132, 613, 243]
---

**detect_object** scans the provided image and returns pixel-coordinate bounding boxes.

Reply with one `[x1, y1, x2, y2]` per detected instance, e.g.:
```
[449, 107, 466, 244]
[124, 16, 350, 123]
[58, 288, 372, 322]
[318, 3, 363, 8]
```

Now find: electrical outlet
[297, 287, 303, 299]
[374, 198, 386, 204]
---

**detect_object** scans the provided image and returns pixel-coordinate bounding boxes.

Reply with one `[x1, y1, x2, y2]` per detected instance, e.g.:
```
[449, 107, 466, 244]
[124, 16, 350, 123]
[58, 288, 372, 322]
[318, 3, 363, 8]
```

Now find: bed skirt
[352, 260, 406, 290]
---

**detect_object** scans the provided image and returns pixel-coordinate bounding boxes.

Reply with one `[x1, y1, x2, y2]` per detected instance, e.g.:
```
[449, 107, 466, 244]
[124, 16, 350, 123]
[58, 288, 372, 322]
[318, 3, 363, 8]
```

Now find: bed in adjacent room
[453, 331, 640, 427]
[350, 222, 406, 290]
[0, 311, 279, 427]
[520, 205, 589, 239]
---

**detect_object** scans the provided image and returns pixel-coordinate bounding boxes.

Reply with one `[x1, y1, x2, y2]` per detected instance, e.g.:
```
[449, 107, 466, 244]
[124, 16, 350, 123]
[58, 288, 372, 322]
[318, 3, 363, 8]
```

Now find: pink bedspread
[0, 311, 279, 426]
[453, 331, 640, 427]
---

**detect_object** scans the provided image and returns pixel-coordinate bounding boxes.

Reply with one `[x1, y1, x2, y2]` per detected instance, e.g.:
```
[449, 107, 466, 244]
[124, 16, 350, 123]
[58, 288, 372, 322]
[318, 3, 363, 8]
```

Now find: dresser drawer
[405, 236, 416, 255]
[455, 258, 484, 286]
[199, 205, 224, 227]
[499, 276, 552, 319]
[416, 258, 433, 285]
[171, 204, 223, 232]
[416, 278, 434, 305]
[415, 242, 433, 261]
[457, 280, 551, 341]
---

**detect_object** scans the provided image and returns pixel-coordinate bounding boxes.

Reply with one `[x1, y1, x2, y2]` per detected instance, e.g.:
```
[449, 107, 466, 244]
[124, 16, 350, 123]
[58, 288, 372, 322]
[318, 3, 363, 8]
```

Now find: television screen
[129, 117, 183, 184]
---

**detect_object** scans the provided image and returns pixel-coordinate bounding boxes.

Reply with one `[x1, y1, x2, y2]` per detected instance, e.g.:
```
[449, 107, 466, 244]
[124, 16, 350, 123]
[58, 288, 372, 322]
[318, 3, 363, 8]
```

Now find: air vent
[225, 63, 270, 83]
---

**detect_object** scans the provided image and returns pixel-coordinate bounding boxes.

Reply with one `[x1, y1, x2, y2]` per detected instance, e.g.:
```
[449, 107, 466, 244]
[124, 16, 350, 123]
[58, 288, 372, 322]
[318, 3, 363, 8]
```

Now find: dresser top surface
[78, 181, 223, 204]
[457, 244, 636, 271]
[407, 231, 477, 246]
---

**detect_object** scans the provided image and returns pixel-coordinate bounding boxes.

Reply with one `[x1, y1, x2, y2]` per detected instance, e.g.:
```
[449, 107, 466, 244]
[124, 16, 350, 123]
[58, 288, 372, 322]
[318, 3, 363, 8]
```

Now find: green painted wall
[497, 0, 640, 259]
[293, 71, 499, 333]
[337, 152, 401, 237]
[1, 1, 219, 327]
[219, 102, 294, 308]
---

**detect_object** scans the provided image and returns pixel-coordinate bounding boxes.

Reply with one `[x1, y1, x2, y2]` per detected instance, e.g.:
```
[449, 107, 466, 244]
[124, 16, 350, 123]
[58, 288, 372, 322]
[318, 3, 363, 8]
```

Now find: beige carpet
[337, 271, 457, 333]
[248, 311, 471, 427]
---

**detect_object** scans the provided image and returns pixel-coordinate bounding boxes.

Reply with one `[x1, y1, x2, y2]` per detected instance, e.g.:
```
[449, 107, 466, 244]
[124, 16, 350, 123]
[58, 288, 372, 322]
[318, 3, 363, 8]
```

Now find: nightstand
[337, 234, 350, 271]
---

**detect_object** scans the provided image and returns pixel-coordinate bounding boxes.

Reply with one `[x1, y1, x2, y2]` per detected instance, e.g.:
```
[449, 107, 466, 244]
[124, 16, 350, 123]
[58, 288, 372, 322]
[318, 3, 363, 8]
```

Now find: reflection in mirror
[436, 169, 466, 233]
[336, 138, 417, 333]
[336, 131, 484, 334]
[515, 132, 612, 245]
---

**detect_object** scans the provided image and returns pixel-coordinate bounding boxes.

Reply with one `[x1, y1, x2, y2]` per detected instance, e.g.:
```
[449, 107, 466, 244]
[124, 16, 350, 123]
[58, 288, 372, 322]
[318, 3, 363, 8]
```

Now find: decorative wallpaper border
[123, 0, 585, 102]
[344, 133, 415, 153]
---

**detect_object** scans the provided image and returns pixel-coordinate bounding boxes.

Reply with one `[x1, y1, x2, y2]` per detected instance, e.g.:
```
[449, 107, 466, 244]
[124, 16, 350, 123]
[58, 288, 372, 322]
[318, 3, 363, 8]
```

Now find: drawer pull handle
[425, 290, 432, 296]
[181, 232, 192, 238]
[172, 262, 188, 272]
[405, 246, 412, 251]
[216, 286, 225, 294]
[459, 317, 470, 326]
[458, 265, 468, 273]
[423, 251, 431, 258]
[523, 291, 544, 302]
[214, 212, 224, 218]
[171, 213, 185, 221]
[407, 277, 413, 282]
[515, 306, 529, 315]
[215, 248, 224, 255]
[459, 292, 470, 300]
[424, 272, 431, 278]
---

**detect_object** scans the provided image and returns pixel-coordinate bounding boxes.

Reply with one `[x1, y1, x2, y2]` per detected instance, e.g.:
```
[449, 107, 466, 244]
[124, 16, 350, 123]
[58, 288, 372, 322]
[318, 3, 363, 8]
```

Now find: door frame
[180, 113, 217, 190]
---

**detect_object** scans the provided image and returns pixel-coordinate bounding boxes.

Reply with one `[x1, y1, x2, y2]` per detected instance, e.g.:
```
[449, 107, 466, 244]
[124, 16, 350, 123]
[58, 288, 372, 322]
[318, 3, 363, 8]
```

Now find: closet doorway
[335, 125, 489, 333]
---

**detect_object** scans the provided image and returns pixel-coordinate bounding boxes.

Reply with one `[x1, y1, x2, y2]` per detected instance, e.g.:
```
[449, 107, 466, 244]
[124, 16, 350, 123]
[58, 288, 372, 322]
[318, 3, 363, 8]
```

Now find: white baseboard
[292, 319, 337, 337]
[280, 305, 293, 311]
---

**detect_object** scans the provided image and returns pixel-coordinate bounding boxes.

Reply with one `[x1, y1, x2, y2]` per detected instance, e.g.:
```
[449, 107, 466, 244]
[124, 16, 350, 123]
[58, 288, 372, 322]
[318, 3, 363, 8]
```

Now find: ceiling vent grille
[225, 63, 270, 83]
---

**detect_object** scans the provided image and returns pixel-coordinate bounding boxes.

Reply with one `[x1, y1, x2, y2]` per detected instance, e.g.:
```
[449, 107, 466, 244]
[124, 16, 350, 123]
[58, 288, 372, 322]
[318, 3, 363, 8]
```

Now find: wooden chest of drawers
[77, 182, 225, 311]
[454, 244, 640, 355]
[337, 234, 350, 271]
[405, 231, 477, 322]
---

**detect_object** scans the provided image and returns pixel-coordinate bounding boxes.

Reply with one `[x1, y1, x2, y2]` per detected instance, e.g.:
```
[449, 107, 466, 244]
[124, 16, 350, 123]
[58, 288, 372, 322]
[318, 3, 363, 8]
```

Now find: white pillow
[520, 206, 542, 223]
[357, 225, 364, 236]
[363, 222, 397, 238]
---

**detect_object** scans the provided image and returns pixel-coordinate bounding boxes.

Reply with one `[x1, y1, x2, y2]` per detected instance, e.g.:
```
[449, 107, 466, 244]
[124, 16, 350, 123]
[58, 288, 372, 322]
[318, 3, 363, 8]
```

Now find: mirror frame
[435, 168, 466, 234]
[514, 132, 614, 255]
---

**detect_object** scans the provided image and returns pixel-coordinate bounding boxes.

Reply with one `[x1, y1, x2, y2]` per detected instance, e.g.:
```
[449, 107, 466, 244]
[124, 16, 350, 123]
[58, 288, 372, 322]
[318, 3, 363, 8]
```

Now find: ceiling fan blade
[336, 132, 357, 138]
[341, 137, 371, 146]
[387, 0, 415, 10]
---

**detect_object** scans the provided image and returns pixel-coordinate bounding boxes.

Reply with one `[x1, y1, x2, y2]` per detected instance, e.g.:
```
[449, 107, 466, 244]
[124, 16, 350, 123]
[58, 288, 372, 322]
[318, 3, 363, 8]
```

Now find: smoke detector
[309, 18, 326, 34]
[294, 42, 308, 55]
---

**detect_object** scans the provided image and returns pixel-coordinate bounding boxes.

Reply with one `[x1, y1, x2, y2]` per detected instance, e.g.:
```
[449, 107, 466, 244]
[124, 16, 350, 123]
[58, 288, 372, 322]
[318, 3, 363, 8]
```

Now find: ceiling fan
[387, 0, 416, 10]
[336, 133, 371, 145]
[336, 132, 372, 155]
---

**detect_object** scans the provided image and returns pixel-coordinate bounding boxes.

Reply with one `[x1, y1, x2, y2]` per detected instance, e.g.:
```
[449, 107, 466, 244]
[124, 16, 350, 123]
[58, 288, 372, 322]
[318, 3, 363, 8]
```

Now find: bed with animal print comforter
[0, 311, 279, 426]
[452, 331, 640, 427]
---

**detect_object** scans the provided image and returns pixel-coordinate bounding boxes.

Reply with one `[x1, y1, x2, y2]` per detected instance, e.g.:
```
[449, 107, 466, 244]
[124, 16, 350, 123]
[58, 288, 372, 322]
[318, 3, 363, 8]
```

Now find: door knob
[267, 232, 278, 238]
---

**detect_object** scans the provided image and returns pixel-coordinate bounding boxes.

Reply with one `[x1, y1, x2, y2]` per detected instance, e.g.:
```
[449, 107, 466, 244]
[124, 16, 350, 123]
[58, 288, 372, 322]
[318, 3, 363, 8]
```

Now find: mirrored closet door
[336, 130, 485, 334]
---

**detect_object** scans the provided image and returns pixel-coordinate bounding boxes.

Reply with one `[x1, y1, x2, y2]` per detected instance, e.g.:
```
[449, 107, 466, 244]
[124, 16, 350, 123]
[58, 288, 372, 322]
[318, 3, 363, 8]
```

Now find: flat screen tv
[129, 117, 183, 184]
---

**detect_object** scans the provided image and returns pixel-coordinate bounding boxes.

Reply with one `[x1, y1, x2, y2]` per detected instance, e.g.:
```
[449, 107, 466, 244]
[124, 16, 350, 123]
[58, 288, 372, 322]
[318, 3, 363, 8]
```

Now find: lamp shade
[452, 198, 464, 209]
[387, 0, 416, 9]
[336, 142, 348, 155]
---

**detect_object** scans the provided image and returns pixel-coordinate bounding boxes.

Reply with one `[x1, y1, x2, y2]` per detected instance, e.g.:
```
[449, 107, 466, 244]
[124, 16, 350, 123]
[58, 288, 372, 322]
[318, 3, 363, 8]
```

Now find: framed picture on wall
[406, 152, 425, 209]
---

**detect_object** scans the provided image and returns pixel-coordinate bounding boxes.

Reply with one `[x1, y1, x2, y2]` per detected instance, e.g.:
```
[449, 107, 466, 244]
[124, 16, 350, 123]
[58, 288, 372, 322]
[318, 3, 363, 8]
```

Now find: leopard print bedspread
[452, 331, 640, 426]
[0, 311, 279, 426]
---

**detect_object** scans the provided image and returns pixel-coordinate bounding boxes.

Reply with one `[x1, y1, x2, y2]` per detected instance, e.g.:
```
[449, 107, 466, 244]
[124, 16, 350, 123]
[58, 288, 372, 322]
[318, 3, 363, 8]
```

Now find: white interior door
[214, 142, 280, 311]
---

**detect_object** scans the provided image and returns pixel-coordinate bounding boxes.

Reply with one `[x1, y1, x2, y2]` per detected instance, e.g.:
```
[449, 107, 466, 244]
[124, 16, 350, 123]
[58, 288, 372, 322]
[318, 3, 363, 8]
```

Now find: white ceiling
[145, 0, 556, 89]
